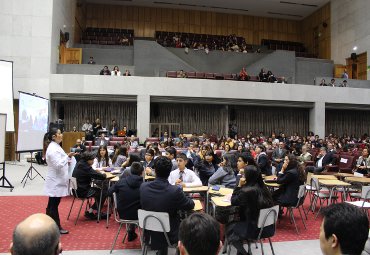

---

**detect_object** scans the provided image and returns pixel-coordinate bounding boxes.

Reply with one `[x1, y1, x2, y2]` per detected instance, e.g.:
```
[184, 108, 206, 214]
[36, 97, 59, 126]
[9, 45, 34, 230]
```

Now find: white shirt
[317, 156, 324, 168]
[92, 158, 112, 170]
[168, 168, 202, 187]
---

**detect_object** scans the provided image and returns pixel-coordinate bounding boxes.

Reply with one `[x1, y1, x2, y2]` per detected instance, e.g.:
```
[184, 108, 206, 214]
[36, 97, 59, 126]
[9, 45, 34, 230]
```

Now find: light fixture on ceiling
[353, 46, 358, 51]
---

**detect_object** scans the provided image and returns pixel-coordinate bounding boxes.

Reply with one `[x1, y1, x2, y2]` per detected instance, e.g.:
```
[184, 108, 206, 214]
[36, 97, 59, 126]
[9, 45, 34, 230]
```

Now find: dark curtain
[326, 109, 370, 137]
[62, 101, 137, 132]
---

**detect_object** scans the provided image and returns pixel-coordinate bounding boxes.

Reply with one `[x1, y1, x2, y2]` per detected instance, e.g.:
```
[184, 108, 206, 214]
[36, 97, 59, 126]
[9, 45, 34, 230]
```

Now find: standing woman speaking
[44, 128, 75, 234]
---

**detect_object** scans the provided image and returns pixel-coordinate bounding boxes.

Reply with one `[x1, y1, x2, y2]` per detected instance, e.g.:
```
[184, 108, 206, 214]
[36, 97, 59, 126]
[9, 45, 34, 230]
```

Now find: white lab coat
[44, 141, 70, 197]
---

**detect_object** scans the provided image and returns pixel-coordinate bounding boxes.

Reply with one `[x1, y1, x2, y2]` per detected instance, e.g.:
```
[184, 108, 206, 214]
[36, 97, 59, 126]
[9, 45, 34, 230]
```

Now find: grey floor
[0, 160, 322, 255]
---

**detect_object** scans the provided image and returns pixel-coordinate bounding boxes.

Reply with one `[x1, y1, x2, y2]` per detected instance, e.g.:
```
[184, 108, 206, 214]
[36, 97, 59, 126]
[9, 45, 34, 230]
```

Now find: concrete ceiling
[83, 0, 330, 20]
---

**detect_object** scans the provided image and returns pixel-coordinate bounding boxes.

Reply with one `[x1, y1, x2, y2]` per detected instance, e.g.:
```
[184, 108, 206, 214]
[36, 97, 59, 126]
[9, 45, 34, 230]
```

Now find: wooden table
[208, 187, 234, 196]
[312, 175, 337, 180]
[211, 196, 231, 207]
[264, 175, 277, 181]
[345, 177, 370, 184]
[145, 175, 155, 181]
[193, 200, 203, 211]
[319, 179, 351, 205]
[183, 186, 209, 193]
[335, 173, 354, 178]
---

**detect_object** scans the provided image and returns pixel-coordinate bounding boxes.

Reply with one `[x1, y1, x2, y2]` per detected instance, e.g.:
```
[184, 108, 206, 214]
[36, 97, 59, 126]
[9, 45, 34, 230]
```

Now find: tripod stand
[21, 152, 45, 188]
[0, 162, 14, 191]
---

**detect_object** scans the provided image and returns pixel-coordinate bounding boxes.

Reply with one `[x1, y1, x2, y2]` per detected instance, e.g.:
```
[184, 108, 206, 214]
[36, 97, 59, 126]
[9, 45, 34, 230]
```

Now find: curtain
[62, 101, 137, 132]
[326, 109, 370, 137]
[233, 106, 309, 137]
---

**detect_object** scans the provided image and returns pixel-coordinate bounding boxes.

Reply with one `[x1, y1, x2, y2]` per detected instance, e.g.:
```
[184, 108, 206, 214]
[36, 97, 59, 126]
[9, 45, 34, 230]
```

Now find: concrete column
[309, 101, 325, 138]
[137, 95, 150, 143]
[224, 105, 229, 136]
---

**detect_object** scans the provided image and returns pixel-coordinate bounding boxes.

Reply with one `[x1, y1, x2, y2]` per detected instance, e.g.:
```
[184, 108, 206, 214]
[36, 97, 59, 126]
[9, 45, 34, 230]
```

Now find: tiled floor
[0, 160, 323, 255]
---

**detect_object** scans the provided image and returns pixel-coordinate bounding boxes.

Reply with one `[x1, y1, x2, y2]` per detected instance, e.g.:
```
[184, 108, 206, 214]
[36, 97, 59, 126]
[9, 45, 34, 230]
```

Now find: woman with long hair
[227, 165, 274, 255]
[92, 145, 112, 169]
[194, 150, 220, 186]
[44, 128, 76, 234]
[112, 145, 128, 167]
[208, 153, 237, 188]
[273, 154, 305, 209]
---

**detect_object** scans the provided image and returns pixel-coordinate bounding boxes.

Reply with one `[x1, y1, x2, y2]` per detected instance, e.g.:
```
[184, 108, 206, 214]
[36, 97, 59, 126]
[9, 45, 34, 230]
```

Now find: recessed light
[353, 46, 358, 51]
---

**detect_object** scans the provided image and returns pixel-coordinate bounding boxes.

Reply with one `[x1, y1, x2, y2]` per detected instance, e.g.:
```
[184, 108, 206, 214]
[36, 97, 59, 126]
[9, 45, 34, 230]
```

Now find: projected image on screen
[17, 92, 49, 152]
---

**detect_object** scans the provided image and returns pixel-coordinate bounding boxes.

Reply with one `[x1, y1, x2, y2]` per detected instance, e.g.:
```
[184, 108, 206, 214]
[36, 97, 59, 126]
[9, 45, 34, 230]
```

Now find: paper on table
[223, 194, 232, 202]
[354, 172, 364, 177]
[340, 158, 348, 163]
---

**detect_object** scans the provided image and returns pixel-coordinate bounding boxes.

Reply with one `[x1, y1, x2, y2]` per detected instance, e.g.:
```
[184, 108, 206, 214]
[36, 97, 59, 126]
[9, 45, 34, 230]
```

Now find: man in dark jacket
[305, 147, 336, 174]
[108, 162, 144, 241]
[255, 145, 272, 176]
[140, 156, 194, 255]
[72, 151, 107, 219]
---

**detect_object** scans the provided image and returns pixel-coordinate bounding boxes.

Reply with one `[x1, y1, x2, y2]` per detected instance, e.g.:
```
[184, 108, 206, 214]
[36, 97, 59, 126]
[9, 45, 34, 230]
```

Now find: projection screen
[0, 60, 14, 132]
[17, 92, 49, 152]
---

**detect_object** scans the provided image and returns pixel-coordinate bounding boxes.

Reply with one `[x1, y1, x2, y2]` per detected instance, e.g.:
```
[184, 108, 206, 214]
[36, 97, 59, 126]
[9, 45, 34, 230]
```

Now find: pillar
[136, 95, 150, 143]
[309, 101, 325, 138]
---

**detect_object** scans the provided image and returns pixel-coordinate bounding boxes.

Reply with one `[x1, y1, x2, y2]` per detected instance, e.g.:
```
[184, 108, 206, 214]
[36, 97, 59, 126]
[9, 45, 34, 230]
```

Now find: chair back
[295, 185, 306, 207]
[112, 192, 120, 222]
[69, 177, 79, 198]
[311, 177, 320, 191]
[257, 205, 279, 228]
[138, 209, 170, 232]
[361, 186, 370, 199]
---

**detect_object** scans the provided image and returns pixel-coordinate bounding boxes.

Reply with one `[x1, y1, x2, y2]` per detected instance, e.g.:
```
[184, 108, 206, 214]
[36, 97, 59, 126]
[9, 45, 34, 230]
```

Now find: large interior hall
[1, 0, 370, 255]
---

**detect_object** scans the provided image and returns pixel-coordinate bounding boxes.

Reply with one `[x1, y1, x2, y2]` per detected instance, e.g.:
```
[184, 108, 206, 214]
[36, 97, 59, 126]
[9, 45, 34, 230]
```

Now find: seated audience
[297, 145, 312, 165]
[354, 147, 370, 175]
[319, 79, 327, 86]
[92, 118, 103, 137]
[72, 151, 107, 219]
[121, 154, 142, 177]
[178, 213, 222, 255]
[129, 135, 138, 148]
[255, 145, 272, 176]
[177, 70, 187, 78]
[237, 153, 256, 173]
[329, 78, 336, 87]
[92, 145, 112, 169]
[108, 162, 144, 241]
[140, 156, 195, 255]
[10, 213, 62, 255]
[72, 138, 87, 162]
[194, 150, 219, 186]
[305, 147, 335, 174]
[100, 66, 111, 75]
[112, 146, 128, 168]
[82, 119, 94, 140]
[273, 154, 305, 214]
[123, 69, 131, 76]
[227, 165, 274, 255]
[259, 68, 268, 82]
[165, 146, 178, 171]
[109, 119, 119, 137]
[168, 153, 202, 187]
[320, 203, 369, 255]
[111, 66, 121, 76]
[339, 80, 347, 87]
[208, 153, 237, 188]
[272, 142, 287, 172]
[87, 56, 96, 64]
[143, 148, 156, 176]
[267, 70, 277, 83]
[239, 67, 249, 81]
[95, 133, 108, 147]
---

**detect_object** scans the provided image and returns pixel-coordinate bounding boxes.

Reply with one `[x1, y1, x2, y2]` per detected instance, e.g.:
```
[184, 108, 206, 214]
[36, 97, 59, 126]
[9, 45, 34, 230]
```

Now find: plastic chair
[67, 177, 92, 225]
[138, 209, 176, 255]
[311, 177, 338, 219]
[285, 185, 307, 234]
[346, 186, 370, 210]
[110, 193, 142, 253]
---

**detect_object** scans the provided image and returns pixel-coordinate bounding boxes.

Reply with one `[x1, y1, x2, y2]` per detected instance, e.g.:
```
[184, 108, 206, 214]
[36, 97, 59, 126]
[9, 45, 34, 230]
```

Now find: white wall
[0, 0, 53, 99]
[50, 0, 76, 74]
[331, 0, 370, 79]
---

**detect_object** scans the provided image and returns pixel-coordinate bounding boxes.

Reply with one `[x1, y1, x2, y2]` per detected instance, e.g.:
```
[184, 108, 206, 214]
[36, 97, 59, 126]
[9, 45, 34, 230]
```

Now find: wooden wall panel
[301, 2, 331, 59]
[83, 4, 303, 44]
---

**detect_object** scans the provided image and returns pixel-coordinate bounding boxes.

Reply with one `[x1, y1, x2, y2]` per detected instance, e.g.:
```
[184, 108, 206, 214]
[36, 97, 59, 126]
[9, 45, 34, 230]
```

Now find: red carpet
[0, 196, 321, 252]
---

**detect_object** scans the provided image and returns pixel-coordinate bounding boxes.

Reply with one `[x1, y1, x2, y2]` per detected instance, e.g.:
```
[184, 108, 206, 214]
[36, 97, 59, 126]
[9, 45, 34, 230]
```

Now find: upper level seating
[261, 39, 317, 58]
[81, 27, 134, 46]
[155, 31, 252, 52]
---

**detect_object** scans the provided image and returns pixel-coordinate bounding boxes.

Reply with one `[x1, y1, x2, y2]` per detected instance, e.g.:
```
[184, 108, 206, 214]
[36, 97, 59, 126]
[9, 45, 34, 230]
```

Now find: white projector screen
[0, 60, 14, 131]
[0, 114, 6, 162]
[17, 92, 49, 152]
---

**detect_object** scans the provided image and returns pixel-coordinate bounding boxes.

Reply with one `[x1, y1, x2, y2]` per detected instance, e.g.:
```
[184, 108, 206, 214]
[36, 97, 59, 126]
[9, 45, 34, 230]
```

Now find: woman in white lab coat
[44, 128, 75, 234]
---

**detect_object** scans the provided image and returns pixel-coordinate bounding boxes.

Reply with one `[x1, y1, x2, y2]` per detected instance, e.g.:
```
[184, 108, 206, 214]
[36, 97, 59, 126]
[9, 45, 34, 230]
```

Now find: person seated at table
[140, 156, 195, 255]
[72, 151, 107, 220]
[194, 150, 219, 186]
[165, 147, 178, 171]
[255, 145, 272, 176]
[168, 153, 202, 187]
[178, 213, 222, 255]
[305, 147, 336, 174]
[129, 135, 138, 148]
[72, 138, 86, 162]
[92, 145, 112, 170]
[121, 154, 141, 178]
[208, 153, 237, 188]
[95, 133, 108, 147]
[237, 153, 257, 173]
[319, 203, 369, 255]
[297, 145, 312, 165]
[227, 165, 274, 255]
[112, 145, 128, 168]
[354, 147, 370, 175]
[272, 154, 305, 216]
[108, 162, 144, 241]
[144, 149, 156, 176]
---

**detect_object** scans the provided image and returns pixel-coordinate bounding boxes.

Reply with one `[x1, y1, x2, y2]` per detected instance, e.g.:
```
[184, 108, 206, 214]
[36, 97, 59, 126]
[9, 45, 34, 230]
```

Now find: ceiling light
[353, 46, 358, 51]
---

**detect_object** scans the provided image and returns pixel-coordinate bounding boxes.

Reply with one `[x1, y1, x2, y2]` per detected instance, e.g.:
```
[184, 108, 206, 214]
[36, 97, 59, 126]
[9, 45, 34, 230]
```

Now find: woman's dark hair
[127, 154, 141, 167]
[286, 154, 306, 183]
[96, 145, 110, 166]
[223, 153, 237, 175]
[152, 146, 160, 156]
[238, 153, 256, 166]
[224, 144, 231, 152]
[47, 128, 59, 142]
[243, 165, 264, 188]
[146, 148, 155, 157]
